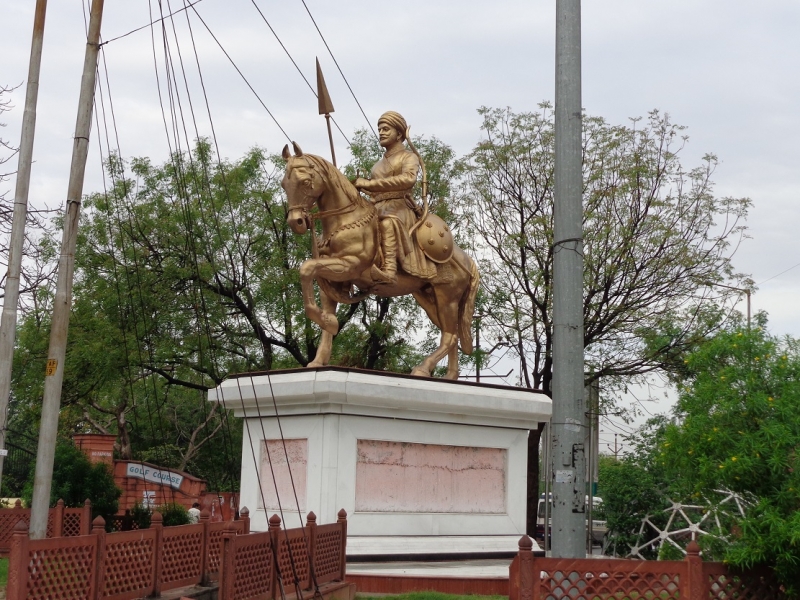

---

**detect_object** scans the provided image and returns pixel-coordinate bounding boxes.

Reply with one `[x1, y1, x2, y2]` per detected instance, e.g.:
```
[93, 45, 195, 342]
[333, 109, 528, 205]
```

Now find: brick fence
[0, 499, 92, 554]
[509, 535, 784, 600]
[6, 507, 351, 600]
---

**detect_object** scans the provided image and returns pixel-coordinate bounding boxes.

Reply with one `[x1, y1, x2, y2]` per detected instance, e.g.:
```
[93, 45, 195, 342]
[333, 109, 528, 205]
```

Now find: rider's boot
[371, 221, 398, 284]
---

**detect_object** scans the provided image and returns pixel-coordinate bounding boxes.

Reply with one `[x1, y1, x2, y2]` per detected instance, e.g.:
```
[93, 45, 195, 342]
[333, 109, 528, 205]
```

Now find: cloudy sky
[3, 1, 799, 443]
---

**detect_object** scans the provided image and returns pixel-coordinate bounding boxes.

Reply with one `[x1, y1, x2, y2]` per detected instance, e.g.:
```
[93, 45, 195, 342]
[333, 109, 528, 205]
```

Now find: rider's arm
[356, 153, 419, 193]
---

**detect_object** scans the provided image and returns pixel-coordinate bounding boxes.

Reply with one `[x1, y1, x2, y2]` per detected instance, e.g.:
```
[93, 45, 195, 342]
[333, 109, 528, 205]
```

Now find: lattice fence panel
[277, 532, 310, 589]
[62, 512, 83, 537]
[708, 571, 786, 600]
[233, 534, 274, 600]
[540, 569, 681, 600]
[160, 526, 203, 588]
[314, 525, 342, 583]
[25, 540, 97, 600]
[103, 533, 156, 598]
[0, 510, 30, 546]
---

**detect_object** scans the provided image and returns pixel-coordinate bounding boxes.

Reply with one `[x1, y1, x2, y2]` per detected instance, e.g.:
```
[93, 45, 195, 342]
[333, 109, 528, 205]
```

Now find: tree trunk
[526, 422, 546, 535]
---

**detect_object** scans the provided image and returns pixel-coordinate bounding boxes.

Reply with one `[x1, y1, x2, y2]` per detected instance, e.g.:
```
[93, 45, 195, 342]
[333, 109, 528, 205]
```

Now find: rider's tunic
[357, 146, 436, 279]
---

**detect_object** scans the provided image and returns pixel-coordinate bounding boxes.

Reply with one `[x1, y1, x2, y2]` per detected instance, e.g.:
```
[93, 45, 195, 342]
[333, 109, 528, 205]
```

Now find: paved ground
[347, 558, 514, 578]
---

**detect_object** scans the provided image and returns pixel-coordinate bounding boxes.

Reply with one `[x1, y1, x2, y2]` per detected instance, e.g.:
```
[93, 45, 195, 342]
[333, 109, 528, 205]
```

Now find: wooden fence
[7, 507, 350, 600]
[509, 535, 784, 600]
[0, 499, 91, 554]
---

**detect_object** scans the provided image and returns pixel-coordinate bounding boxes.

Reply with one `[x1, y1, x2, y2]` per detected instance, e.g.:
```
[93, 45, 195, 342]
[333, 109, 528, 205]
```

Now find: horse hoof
[410, 366, 431, 378]
[307, 361, 326, 368]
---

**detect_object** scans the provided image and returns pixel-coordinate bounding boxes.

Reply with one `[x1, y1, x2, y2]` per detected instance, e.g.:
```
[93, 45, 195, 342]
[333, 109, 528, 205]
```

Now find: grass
[357, 593, 506, 600]
[0, 557, 8, 588]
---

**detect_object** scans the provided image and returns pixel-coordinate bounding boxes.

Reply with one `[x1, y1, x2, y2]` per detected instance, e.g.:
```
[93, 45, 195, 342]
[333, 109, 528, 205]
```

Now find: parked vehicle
[534, 492, 607, 545]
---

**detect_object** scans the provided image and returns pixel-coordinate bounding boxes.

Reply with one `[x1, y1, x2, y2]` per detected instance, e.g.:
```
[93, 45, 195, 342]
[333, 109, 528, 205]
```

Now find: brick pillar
[152, 511, 164, 597]
[199, 509, 210, 585]
[510, 535, 534, 600]
[337, 509, 348, 582]
[220, 520, 238, 599]
[54, 499, 65, 537]
[7, 520, 29, 600]
[92, 516, 107, 597]
[306, 511, 317, 590]
[81, 498, 92, 535]
[240, 506, 250, 534]
[684, 540, 704, 600]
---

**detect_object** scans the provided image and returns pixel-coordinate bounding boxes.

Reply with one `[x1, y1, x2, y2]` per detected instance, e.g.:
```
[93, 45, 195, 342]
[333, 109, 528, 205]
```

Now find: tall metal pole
[29, 0, 104, 539]
[0, 0, 48, 495]
[550, 0, 586, 558]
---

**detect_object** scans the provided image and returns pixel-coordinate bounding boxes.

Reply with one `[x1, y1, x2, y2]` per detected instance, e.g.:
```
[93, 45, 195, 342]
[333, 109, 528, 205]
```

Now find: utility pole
[0, 0, 48, 496]
[550, 0, 586, 558]
[607, 433, 620, 460]
[29, 0, 104, 540]
[584, 380, 599, 553]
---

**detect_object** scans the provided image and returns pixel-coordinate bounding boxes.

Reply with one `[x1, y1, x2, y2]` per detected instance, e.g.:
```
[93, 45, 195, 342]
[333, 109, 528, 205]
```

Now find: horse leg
[299, 256, 360, 335]
[309, 290, 337, 367]
[444, 343, 459, 380]
[411, 285, 460, 378]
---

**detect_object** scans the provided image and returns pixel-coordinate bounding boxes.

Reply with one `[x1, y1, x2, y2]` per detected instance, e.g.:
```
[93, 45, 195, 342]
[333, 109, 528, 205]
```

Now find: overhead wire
[186, 3, 292, 141]
[86, 0, 178, 507]
[157, 3, 314, 593]
[298, 0, 377, 139]
[246, 0, 351, 147]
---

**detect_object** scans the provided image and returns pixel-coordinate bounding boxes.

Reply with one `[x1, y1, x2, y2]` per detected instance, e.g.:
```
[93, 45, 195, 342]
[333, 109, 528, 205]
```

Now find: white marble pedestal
[210, 367, 551, 557]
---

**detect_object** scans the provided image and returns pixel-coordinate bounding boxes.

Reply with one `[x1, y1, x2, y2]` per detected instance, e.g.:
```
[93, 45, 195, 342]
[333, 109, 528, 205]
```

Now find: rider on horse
[352, 111, 436, 284]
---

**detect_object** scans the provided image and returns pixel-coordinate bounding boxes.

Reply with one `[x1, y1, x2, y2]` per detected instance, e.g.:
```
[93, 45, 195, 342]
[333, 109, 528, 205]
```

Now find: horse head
[282, 142, 321, 235]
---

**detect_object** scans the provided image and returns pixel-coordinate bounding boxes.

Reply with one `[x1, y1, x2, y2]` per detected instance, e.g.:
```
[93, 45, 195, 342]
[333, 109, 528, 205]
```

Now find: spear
[316, 57, 336, 166]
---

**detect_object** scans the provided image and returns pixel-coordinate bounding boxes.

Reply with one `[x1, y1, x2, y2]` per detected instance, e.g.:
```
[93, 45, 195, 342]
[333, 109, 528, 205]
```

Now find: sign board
[126, 463, 184, 489]
[0, 449, 8, 457]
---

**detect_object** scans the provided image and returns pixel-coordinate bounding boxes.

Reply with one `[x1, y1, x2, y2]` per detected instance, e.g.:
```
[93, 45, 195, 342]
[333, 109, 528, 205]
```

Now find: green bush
[21, 441, 121, 523]
[131, 501, 152, 529]
[156, 502, 190, 526]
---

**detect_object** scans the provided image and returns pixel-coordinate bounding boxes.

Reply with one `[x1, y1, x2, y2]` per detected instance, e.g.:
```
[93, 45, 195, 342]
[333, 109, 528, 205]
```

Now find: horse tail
[458, 256, 480, 354]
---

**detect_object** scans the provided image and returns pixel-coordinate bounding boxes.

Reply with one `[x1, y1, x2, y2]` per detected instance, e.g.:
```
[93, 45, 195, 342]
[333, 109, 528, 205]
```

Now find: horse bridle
[288, 157, 362, 259]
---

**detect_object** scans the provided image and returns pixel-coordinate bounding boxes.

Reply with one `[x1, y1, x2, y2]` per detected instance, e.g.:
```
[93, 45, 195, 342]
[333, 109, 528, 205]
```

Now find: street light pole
[708, 282, 752, 330]
[551, 0, 586, 558]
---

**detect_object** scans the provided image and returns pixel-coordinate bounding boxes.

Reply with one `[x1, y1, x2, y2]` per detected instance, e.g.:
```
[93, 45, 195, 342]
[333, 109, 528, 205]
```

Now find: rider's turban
[378, 111, 408, 140]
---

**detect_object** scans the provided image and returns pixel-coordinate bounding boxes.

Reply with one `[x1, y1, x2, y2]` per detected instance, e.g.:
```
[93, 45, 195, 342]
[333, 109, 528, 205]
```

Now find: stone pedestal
[210, 367, 551, 557]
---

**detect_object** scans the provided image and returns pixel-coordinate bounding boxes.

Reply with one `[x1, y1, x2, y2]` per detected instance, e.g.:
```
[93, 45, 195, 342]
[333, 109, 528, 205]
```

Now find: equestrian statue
[282, 111, 479, 379]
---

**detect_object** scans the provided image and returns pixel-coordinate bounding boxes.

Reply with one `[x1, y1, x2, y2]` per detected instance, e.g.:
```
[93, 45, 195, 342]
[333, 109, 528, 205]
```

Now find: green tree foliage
[21, 442, 120, 521]
[456, 104, 750, 394]
[660, 321, 800, 592]
[597, 455, 666, 558]
[456, 104, 750, 533]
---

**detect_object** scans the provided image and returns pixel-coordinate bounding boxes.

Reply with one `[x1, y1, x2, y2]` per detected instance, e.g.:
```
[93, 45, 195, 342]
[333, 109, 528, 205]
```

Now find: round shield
[415, 214, 454, 264]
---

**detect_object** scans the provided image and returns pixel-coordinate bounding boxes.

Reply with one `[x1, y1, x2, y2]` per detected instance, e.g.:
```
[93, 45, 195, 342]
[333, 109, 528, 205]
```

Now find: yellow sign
[45, 359, 58, 376]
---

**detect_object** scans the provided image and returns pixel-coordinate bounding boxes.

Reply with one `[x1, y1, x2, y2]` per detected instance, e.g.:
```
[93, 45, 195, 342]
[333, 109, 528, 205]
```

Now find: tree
[21, 441, 121, 521]
[0, 84, 57, 310]
[456, 104, 751, 532]
[660, 320, 800, 592]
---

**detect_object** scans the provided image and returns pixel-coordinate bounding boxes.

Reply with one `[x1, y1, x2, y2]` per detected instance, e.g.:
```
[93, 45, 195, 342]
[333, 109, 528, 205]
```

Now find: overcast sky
[3, 1, 799, 445]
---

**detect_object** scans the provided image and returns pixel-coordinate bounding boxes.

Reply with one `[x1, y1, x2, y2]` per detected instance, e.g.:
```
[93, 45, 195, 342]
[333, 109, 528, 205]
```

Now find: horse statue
[281, 142, 479, 379]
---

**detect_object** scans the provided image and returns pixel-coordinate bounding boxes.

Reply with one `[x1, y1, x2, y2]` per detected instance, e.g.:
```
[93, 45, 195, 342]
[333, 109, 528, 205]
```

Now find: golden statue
[282, 111, 479, 379]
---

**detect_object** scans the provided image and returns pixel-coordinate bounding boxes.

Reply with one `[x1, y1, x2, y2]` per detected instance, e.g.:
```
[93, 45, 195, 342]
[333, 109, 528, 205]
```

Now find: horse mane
[304, 154, 372, 210]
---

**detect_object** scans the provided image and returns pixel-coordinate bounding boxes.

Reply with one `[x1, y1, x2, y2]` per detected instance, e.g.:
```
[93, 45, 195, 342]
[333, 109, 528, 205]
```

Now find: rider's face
[378, 123, 402, 148]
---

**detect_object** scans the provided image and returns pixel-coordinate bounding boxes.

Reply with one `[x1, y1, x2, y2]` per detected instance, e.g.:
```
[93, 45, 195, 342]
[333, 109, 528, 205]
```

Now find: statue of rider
[353, 111, 434, 284]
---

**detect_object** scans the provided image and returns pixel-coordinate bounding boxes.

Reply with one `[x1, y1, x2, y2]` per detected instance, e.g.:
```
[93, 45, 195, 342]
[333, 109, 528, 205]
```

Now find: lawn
[0, 557, 7, 588]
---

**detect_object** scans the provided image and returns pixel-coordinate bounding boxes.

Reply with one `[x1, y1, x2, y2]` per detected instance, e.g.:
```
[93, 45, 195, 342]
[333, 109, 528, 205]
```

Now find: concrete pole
[29, 0, 104, 539]
[0, 0, 48, 495]
[550, 0, 586, 558]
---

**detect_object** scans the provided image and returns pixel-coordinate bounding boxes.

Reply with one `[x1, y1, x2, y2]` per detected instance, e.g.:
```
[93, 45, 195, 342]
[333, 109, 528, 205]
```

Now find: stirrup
[371, 264, 397, 284]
